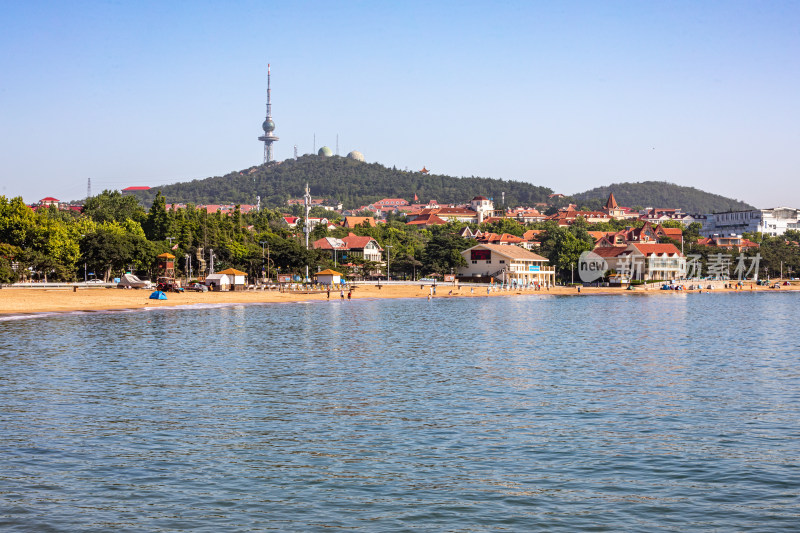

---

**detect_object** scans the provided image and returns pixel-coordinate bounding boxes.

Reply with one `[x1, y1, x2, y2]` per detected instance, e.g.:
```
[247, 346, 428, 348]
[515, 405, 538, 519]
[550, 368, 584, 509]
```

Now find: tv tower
[257, 63, 279, 164]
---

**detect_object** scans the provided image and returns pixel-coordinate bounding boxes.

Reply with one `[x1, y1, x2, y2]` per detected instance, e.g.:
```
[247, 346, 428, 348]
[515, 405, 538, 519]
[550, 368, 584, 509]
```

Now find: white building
[593, 243, 686, 281]
[470, 196, 494, 223]
[458, 244, 555, 286]
[701, 208, 800, 237]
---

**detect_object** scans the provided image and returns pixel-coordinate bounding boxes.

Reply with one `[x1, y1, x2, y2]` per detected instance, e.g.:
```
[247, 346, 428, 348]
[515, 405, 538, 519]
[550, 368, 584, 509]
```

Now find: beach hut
[314, 269, 343, 286]
[204, 273, 231, 291]
[217, 268, 247, 291]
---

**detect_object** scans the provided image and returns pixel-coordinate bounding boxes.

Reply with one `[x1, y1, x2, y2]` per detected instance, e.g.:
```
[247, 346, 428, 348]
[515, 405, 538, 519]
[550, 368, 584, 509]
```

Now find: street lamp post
[386, 245, 393, 282]
[260, 241, 268, 282]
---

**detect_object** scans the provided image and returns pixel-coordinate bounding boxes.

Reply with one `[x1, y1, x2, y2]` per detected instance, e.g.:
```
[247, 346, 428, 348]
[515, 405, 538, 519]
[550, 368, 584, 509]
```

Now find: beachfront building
[701, 208, 800, 237]
[312, 233, 384, 264]
[314, 269, 343, 285]
[593, 243, 686, 281]
[217, 268, 247, 291]
[458, 244, 555, 286]
[204, 273, 231, 291]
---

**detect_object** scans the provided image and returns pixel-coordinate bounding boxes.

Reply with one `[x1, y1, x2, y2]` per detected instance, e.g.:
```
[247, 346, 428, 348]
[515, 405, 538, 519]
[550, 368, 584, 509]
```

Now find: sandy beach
[0, 281, 793, 316]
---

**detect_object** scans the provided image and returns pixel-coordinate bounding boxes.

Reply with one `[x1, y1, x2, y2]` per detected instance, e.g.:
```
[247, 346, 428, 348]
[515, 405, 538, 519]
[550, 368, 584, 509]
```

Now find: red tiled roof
[523, 229, 544, 241]
[630, 243, 682, 256]
[375, 198, 409, 205]
[342, 233, 382, 250]
[591, 247, 630, 258]
[406, 214, 447, 226]
[344, 216, 377, 228]
[121, 186, 151, 191]
[477, 232, 524, 244]
[588, 231, 613, 240]
[417, 207, 477, 217]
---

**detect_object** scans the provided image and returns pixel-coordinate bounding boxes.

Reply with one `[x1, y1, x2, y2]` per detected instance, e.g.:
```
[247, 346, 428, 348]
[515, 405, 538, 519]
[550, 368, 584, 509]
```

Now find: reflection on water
[1, 292, 799, 531]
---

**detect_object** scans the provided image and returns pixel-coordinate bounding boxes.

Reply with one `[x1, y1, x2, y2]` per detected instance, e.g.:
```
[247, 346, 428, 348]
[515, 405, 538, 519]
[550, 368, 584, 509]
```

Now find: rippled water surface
[1, 292, 799, 531]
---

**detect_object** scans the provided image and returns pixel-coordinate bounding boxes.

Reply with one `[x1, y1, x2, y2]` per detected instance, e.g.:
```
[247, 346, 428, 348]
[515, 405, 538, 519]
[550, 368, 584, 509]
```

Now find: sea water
[1, 292, 798, 531]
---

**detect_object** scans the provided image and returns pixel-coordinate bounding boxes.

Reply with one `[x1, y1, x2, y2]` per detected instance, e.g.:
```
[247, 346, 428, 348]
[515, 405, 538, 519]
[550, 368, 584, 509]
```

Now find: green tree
[420, 233, 470, 275]
[539, 223, 593, 280]
[144, 191, 169, 241]
[83, 190, 147, 224]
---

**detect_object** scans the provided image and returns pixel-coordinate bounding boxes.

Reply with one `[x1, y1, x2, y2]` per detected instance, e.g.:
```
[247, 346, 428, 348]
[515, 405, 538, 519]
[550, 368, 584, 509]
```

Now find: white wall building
[470, 196, 494, 223]
[701, 208, 800, 237]
[458, 244, 556, 286]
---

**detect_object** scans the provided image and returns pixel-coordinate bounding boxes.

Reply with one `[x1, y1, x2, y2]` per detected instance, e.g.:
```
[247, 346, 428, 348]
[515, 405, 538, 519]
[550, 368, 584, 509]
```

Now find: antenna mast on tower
[87, 178, 91, 199]
[257, 63, 279, 164]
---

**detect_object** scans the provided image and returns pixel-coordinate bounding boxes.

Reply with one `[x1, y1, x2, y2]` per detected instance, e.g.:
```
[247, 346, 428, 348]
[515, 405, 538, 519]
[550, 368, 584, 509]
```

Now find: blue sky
[1, 1, 798, 208]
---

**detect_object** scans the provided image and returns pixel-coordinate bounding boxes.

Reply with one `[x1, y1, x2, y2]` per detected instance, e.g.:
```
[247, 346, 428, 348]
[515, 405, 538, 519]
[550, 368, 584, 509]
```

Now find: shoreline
[1, 282, 795, 317]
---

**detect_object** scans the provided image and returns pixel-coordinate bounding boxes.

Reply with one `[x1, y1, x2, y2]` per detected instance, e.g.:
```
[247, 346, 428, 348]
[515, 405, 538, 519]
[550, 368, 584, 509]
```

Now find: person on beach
[340, 290, 344, 299]
[347, 290, 352, 301]
[327, 288, 330, 299]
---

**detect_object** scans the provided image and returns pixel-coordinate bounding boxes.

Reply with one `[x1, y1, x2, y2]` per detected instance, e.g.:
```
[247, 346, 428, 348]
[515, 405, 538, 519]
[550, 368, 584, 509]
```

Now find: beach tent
[204, 273, 231, 291]
[314, 269, 343, 285]
[149, 290, 168, 300]
[217, 268, 247, 291]
[118, 273, 151, 289]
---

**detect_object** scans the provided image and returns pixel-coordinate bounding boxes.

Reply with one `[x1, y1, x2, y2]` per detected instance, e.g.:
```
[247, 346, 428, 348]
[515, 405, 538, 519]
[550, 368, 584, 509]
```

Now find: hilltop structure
[257, 64, 279, 164]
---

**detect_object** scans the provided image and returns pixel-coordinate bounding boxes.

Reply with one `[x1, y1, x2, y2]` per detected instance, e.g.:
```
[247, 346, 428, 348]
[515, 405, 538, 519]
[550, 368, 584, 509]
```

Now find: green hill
[571, 181, 754, 214]
[128, 156, 553, 209]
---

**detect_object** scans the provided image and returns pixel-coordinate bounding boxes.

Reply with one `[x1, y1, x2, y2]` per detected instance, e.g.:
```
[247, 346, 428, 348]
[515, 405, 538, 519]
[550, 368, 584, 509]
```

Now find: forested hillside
[127, 156, 553, 208]
[572, 181, 754, 213]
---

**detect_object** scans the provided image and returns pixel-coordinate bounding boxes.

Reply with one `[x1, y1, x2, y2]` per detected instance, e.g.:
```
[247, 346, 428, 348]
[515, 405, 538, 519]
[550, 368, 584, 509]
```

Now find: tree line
[1, 191, 798, 284]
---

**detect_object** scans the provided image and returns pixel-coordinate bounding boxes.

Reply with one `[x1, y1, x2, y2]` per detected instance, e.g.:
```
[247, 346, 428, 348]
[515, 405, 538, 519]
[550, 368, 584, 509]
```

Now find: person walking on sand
[327, 288, 330, 299]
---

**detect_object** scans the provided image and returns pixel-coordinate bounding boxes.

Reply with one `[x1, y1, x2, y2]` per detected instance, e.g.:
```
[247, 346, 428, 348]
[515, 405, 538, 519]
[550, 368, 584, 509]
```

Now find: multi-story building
[701, 208, 800, 237]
